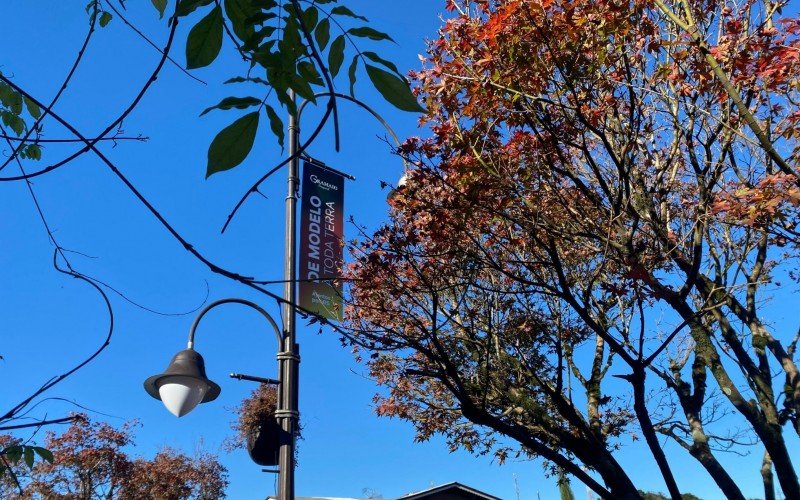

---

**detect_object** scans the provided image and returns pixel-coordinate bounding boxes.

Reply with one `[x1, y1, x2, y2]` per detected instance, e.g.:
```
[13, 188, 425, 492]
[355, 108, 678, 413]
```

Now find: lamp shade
[144, 349, 221, 417]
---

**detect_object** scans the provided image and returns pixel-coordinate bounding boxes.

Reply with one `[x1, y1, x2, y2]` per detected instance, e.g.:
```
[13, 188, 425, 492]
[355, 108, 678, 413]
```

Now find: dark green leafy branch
[0, 80, 43, 163]
[167, 0, 423, 178]
[1, 443, 54, 492]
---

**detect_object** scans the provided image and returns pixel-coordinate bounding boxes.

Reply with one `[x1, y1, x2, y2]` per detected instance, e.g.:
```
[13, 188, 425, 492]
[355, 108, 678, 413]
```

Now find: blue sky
[1, 1, 793, 499]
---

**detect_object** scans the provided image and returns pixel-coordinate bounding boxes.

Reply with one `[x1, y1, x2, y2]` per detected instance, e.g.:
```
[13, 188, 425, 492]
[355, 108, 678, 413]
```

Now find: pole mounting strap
[277, 351, 300, 362]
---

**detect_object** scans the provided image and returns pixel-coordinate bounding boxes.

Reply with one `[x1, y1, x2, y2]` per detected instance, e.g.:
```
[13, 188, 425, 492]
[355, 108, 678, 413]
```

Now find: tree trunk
[675, 303, 800, 498]
[629, 369, 682, 500]
[460, 403, 629, 499]
[760, 425, 799, 500]
[762, 451, 775, 500]
[687, 443, 745, 500]
[668, 351, 745, 500]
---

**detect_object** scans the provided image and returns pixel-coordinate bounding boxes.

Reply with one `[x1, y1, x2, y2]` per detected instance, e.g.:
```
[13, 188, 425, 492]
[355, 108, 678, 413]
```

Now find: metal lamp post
[146, 90, 405, 500]
[143, 297, 294, 497]
[144, 97, 303, 500]
[279, 93, 300, 500]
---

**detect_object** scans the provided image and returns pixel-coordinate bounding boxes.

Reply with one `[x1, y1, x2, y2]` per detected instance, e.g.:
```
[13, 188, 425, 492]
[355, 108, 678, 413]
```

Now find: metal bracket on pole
[229, 373, 280, 385]
[276, 351, 300, 362]
[300, 154, 356, 181]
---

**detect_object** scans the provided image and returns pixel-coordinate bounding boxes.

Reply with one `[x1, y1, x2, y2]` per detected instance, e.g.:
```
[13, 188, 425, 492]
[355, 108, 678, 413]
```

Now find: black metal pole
[274, 90, 402, 500]
[277, 90, 300, 500]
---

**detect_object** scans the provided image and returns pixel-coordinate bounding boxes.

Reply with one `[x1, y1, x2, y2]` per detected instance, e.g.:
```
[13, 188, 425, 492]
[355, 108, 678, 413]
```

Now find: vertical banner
[299, 160, 345, 321]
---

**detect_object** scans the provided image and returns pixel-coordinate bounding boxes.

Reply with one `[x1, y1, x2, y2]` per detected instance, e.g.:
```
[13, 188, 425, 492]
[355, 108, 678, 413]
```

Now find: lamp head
[144, 349, 221, 417]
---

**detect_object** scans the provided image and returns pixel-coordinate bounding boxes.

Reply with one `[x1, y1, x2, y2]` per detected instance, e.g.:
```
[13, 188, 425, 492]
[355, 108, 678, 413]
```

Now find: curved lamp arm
[187, 298, 282, 350]
[145, 298, 283, 417]
[297, 92, 409, 172]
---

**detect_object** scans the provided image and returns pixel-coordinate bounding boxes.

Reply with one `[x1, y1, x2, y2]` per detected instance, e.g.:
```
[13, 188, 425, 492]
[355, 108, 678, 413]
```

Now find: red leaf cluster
[3, 414, 228, 499]
[343, 0, 800, 497]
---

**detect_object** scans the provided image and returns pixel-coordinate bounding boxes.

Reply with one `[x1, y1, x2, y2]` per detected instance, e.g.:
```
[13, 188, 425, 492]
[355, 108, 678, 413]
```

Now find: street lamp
[144, 297, 283, 417]
[143, 347, 220, 417]
[143, 297, 287, 452]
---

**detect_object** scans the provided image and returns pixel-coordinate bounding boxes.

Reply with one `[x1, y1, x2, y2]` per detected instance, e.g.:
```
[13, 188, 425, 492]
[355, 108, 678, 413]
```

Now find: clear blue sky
[1, 2, 788, 499]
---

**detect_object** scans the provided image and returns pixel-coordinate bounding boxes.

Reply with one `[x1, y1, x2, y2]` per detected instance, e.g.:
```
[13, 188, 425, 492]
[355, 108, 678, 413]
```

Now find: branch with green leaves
[168, 0, 423, 178]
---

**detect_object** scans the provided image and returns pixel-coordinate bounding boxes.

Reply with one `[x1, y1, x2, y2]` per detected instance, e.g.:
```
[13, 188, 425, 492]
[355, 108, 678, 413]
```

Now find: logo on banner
[299, 161, 345, 321]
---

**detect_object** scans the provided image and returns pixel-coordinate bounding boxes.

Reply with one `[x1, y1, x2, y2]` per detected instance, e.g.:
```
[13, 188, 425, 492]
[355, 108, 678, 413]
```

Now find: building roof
[269, 482, 500, 500]
[398, 482, 502, 500]
[271, 497, 361, 500]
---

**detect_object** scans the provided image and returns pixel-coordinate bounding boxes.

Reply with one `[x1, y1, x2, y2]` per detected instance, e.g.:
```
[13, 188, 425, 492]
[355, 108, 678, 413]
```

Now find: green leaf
[151, 0, 167, 18]
[206, 111, 259, 177]
[287, 72, 316, 102]
[224, 76, 270, 85]
[300, 6, 318, 31]
[99, 11, 113, 27]
[176, 0, 213, 17]
[331, 6, 367, 21]
[365, 64, 424, 112]
[265, 104, 284, 148]
[200, 96, 262, 116]
[23, 447, 34, 469]
[314, 18, 330, 51]
[249, 0, 277, 8]
[33, 447, 53, 464]
[251, 43, 279, 68]
[0, 83, 15, 107]
[347, 54, 359, 97]
[23, 96, 42, 119]
[241, 26, 276, 51]
[328, 35, 345, 77]
[4, 446, 22, 464]
[186, 5, 223, 69]
[297, 61, 323, 86]
[280, 16, 303, 59]
[21, 144, 42, 160]
[244, 12, 277, 25]
[275, 42, 296, 71]
[7, 90, 23, 115]
[1, 111, 26, 136]
[348, 27, 393, 42]
[224, 0, 257, 42]
[275, 87, 297, 115]
[362, 51, 400, 76]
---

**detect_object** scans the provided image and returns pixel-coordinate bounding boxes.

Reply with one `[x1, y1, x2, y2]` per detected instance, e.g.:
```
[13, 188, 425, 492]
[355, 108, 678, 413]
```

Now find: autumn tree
[28, 415, 133, 498]
[345, 0, 800, 499]
[2, 414, 227, 499]
[120, 448, 227, 500]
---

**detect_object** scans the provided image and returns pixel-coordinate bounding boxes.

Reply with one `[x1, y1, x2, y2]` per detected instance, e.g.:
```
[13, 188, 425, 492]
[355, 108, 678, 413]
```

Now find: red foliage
[12, 414, 228, 499]
[345, 0, 800, 498]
